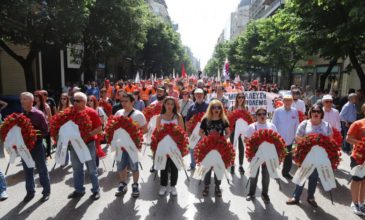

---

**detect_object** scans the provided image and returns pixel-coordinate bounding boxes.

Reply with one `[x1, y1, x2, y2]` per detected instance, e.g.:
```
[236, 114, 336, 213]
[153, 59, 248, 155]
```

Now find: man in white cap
[186, 88, 208, 170]
[272, 94, 299, 179]
[322, 95, 341, 131]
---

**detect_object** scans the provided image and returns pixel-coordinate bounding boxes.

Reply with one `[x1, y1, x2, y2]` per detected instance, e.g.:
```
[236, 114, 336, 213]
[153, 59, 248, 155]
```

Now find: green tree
[233, 21, 266, 81]
[287, 0, 365, 90]
[0, 0, 91, 91]
[136, 16, 190, 77]
[204, 41, 230, 76]
[229, 10, 304, 87]
[82, 0, 149, 79]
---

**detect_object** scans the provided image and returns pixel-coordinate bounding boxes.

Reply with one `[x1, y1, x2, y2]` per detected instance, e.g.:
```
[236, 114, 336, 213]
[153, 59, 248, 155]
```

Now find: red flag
[181, 63, 187, 78]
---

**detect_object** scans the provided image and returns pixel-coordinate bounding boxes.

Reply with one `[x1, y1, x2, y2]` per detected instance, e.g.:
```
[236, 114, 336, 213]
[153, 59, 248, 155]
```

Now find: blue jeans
[70, 141, 99, 193]
[190, 149, 196, 169]
[293, 169, 318, 201]
[0, 169, 6, 193]
[341, 122, 351, 152]
[22, 139, 50, 195]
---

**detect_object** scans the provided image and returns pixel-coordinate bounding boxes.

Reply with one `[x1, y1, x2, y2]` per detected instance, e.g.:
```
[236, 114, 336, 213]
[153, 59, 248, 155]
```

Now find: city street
[0, 145, 361, 220]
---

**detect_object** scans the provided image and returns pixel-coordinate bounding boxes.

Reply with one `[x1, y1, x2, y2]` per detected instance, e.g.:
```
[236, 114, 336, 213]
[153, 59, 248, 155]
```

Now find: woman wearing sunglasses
[230, 93, 247, 175]
[245, 108, 277, 204]
[287, 105, 333, 208]
[199, 99, 230, 197]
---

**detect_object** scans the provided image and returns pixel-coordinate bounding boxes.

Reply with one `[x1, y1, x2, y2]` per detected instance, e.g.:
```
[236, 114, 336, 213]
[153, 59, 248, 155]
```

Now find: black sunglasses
[256, 112, 267, 116]
[311, 110, 322, 114]
[212, 106, 222, 110]
[237, 96, 245, 99]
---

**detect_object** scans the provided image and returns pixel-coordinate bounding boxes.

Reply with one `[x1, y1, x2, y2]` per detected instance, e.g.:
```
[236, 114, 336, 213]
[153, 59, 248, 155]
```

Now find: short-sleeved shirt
[200, 118, 229, 136]
[348, 119, 365, 141]
[115, 109, 147, 128]
[83, 107, 102, 142]
[296, 120, 332, 137]
[349, 119, 365, 159]
[246, 122, 277, 138]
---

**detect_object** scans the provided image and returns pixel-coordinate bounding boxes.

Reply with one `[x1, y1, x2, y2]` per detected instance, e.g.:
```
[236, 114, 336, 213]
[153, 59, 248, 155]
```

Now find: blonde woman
[199, 99, 230, 197]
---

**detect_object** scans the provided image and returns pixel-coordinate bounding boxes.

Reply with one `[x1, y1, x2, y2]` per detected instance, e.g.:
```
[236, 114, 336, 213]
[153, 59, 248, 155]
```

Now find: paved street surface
[0, 144, 362, 220]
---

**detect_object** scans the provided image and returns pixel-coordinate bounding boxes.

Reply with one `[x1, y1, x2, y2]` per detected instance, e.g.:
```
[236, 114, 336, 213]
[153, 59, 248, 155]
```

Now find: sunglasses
[212, 106, 222, 110]
[311, 110, 322, 114]
[256, 112, 267, 116]
[74, 99, 83, 103]
[237, 96, 245, 99]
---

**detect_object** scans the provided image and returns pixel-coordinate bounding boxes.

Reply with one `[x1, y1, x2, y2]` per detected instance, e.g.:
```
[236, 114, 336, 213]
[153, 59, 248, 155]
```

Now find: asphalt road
[0, 144, 362, 220]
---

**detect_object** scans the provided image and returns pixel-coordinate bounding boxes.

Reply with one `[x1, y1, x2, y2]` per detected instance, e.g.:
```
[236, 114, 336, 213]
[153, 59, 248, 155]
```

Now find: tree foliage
[286, 0, 365, 90]
[0, 0, 91, 90]
[0, 0, 197, 90]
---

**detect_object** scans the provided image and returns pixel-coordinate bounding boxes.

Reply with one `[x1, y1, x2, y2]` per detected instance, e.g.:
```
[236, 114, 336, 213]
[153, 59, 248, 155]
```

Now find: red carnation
[227, 109, 254, 132]
[293, 133, 341, 169]
[50, 107, 93, 142]
[151, 123, 189, 157]
[245, 129, 287, 163]
[105, 115, 143, 150]
[186, 112, 205, 135]
[143, 103, 162, 123]
[194, 132, 235, 168]
[0, 113, 37, 151]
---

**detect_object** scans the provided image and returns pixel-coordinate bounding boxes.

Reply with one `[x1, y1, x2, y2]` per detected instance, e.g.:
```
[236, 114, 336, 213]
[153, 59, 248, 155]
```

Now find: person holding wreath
[229, 92, 248, 175]
[199, 99, 230, 197]
[155, 97, 184, 196]
[114, 93, 148, 198]
[245, 108, 277, 203]
[346, 114, 365, 215]
[286, 104, 333, 207]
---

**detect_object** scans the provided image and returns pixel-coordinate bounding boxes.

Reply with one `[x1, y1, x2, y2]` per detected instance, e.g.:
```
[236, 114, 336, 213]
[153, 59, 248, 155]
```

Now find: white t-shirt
[323, 108, 341, 131]
[115, 108, 147, 127]
[246, 122, 278, 138]
[292, 99, 306, 113]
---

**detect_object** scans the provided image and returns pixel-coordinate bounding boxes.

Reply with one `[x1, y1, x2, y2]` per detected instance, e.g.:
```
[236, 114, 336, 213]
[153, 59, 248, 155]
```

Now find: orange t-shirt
[349, 119, 365, 158]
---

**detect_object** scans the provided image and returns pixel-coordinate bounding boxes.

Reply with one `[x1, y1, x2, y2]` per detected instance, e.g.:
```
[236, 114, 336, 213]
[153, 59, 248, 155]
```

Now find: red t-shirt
[83, 107, 102, 142]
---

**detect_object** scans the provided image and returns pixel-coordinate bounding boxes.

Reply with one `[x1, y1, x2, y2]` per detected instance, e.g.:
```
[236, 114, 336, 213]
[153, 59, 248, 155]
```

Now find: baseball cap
[322, 95, 333, 101]
[283, 94, 293, 100]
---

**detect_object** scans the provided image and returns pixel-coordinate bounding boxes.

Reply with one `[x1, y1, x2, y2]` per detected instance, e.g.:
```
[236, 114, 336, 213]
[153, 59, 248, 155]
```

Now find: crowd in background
[0, 77, 365, 215]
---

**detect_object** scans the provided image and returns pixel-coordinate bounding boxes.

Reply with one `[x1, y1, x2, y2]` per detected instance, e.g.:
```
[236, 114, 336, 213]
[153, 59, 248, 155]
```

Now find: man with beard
[291, 89, 306, 113]
[150, 86, 167, 105]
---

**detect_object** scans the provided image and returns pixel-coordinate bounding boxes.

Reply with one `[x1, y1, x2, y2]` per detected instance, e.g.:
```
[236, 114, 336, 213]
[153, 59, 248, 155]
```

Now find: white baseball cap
[283, 94, 293, 100]
[322, 95, 333, 101]
[194, 88, 204, 94]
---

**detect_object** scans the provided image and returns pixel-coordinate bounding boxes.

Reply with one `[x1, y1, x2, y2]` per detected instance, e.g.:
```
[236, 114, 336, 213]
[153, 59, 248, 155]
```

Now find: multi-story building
[230, 0, 250, 40]
[249, 0, 284, 19]
[146, 0, 170, 23]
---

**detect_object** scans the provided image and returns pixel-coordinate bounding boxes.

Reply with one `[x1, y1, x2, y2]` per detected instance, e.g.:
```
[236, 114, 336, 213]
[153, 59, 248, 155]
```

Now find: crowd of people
[0, 77, 365, 216]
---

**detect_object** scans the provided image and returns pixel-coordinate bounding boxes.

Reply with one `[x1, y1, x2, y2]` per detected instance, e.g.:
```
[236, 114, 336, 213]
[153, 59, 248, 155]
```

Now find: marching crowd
[0, 77, 365, 216]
